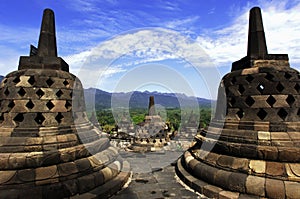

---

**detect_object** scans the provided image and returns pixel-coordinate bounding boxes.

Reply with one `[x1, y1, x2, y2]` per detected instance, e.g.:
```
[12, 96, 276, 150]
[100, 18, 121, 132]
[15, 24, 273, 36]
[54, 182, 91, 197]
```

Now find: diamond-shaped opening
[70, 91, 73, 98]
[146, 139, 150, 143]
[36, 89, 45, 98]
[284, 72, 292, 79]
[229, 97, 236, 107]
[46, 101, 55, 110]
[238, 85, 245, 94]
[3, 78, 7, 83]
[153, 139, 156, 143]
[28, 76, 35, 85]
[0, 113, 4, 123]
[34, 113, 45, 125]
[18, 87, 26, 97]
[297, 108, 300, 116]
[236, 109, 244, 119]
[278, 108, 288, 120]
[295, 84, 300, 93]
[265, 73, 274, 81]
[231, 77, 237, 85]
[63, 80, 69, 86]
[266, 95, 276, 107]
[65, 101, 72, 110]
[276, 82, 285, 92]
[26, 100, 34, 109]
[286, 95, 295, 107]
[13, 113, 24, 123]
[8, 100, 15, 109]
[13, 77, 20, 84]
[245, 96, 255, 107]
[56, 90, 63, 98]
[245, 75, 254, 83]
[257, 84, 264, 94]
[46, 78, 54, 87]
[55, 112, 64, 124]
[257, 109, 267, 120]
[4, 88, 9, 96]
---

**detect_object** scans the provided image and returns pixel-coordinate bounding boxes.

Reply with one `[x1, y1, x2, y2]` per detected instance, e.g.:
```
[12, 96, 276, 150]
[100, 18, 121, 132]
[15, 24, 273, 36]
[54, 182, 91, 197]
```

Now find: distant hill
[84, 88, 214, 110]
[0, 75, 4, 83]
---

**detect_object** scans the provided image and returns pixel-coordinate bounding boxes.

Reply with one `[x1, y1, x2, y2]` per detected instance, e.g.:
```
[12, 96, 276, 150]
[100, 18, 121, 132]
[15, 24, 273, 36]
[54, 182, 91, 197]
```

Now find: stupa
[176, 7, 300, 199]
[130, 96, 169, 151]
[0, 9, 129, 198]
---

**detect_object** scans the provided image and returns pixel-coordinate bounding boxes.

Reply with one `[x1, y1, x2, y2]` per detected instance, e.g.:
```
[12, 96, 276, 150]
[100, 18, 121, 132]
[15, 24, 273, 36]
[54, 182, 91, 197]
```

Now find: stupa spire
[37, 9, 57, 57]
[18, 8, 69, 71]
[148, 96, 156, 116]
[247, 7, 268, 58]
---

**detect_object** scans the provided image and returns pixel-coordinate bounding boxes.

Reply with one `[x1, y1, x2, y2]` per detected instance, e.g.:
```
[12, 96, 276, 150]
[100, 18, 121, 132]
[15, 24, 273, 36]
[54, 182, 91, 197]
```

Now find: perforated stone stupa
[176, 7, 300, 199]
[0, 9, 129, 198]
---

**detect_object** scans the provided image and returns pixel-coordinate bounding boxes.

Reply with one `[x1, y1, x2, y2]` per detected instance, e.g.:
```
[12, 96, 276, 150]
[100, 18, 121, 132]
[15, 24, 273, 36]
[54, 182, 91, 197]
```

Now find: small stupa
[0, 9, 129, 198]
[176, 7, 300, 199]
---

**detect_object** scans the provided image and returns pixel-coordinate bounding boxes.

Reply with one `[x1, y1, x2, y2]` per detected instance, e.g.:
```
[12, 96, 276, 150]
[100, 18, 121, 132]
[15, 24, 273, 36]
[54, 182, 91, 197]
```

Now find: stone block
[285, 181, 300, 199]
[258, 131, 270, 140]
[17, 168, 35, 182]
[249, 160, 266, 174]
[75, 158, 92, 172]
[219, 191, 239, 199]
[58, 162, 78, 177]
[266, 162, 284, 176]
[203, 185, 222, 198]
[228, 172, 247, 193]
[245, 175, 265, 196]
[266, 178, 285, 199]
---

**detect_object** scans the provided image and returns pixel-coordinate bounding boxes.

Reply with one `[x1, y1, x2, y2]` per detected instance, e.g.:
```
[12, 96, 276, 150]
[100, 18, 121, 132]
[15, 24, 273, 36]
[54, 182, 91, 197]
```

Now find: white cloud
[196, 0, 300, 70]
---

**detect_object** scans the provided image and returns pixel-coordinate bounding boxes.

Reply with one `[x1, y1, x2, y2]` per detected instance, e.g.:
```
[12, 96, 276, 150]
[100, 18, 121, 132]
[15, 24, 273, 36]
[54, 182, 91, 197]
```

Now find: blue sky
[1, 0, 300, 99]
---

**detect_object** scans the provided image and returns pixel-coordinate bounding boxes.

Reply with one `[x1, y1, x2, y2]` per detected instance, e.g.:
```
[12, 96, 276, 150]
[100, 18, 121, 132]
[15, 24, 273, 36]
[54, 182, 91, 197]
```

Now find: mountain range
[84, 88, 213, 110]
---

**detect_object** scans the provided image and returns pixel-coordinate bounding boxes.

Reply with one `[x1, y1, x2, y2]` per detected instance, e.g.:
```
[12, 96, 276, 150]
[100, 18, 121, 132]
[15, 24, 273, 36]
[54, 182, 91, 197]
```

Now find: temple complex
[0, 9, 129, 198]
[176, 7, 300, 199]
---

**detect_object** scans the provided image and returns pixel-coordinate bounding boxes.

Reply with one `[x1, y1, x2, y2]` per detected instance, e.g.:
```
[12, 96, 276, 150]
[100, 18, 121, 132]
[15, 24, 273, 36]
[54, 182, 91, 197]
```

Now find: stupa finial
[247, 7, 268, 58]
[18, 8, 69, 71]
[148, 96, 156, 116]
[37, 8, 57, 57]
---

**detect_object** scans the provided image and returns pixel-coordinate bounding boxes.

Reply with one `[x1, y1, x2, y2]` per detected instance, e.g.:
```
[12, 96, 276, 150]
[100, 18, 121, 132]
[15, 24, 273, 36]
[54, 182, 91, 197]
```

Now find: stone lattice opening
[236, 109, 244, 119]
[284, 72, 292, 79]
[36, 89, 45, 98]
[46, 101, 55, 110]
[0, 113, 4, 124]
[13, 113, 24, 123]
[265, 73, 274, 81]
[153, 140, 156, 143]
[8, 101, 15, 109]
[278, 108, 288, 120]
[295, 83, 300, 93]
[55, 112, 64, 124]
[28, 76, 35, 85]
[286, 95, 295, 107]
[238, 85, 245, 94]
[245, 96, 255, 107]
[246, 75, 254, 83]
[257, 108, 267, 120]
[70, 91, 73, 98]
[297, 108, 300, 116]
[63, 80, 69, 86]
[26, 100, 35, 109]
[231, 77, 237, 85]
[56, 90, 63, 98]
[3, 78, 7, 84]
[34, 113, 45, 125]
[229, 97, 236, 107]
[46, 78, 54, 87]
[276, 82, 284, 92]
[257, 84, 264, 94]
[266, 95, 276, 107]
[13, 77, 21, 84]
[65, 101, 72, 110]
[18, 87, 26, 97]
[4, 88, 9, 96]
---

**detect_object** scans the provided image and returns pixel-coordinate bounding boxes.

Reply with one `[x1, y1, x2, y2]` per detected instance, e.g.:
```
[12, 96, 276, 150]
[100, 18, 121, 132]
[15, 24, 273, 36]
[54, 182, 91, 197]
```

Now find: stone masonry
[176, 7, 300, 199]
[0, 9, 129, 199]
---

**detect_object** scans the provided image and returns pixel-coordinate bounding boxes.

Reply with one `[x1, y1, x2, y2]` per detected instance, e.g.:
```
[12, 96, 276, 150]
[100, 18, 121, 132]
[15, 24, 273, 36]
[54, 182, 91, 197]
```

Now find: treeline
[94, 107, 212, 133]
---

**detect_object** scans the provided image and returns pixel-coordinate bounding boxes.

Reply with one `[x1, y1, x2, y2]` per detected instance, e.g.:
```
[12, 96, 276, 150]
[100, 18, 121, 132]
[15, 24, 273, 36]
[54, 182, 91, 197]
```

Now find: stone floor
[110, 150, 207, 199]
